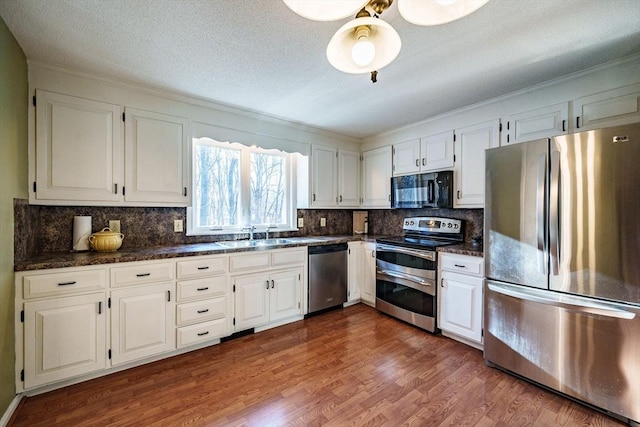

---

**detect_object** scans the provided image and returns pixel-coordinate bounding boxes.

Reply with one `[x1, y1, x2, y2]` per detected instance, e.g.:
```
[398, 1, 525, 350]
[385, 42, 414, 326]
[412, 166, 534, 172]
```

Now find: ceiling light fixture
[284, 0, 490, 82]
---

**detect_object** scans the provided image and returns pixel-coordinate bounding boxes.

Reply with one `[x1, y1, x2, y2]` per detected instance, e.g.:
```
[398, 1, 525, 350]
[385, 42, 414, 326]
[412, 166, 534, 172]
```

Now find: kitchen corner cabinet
[504, 102, 569, 145]
[439, 253, 484, 349]
[361, 146, 392, 208]
[309, 145, 359, 208]
[347, 242, 363, 303]
[124, 108, 190, 204]
[453, 119, 500, 208]
[34, 90, 123, 203]
[392, 131, 454, 176]
[361, 242, 376, 306]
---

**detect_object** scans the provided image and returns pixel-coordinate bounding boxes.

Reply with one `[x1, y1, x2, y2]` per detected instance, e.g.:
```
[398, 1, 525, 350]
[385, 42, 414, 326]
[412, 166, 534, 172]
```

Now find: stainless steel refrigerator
[484, 123, 640, 425]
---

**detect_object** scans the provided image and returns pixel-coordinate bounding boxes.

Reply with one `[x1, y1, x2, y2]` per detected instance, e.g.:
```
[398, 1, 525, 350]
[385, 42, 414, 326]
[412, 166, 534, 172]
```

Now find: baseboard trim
[0, 394, 22, 427]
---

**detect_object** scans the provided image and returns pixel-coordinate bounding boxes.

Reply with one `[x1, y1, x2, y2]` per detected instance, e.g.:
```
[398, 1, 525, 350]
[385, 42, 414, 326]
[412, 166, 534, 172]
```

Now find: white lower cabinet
[438, 253, 484, 349]
[233, 267, 302, 331]
[23, 292, 106, 389]
[361, 242, 376, 306]
[347, 242, 363, 303]
[110, 282, 175, 365]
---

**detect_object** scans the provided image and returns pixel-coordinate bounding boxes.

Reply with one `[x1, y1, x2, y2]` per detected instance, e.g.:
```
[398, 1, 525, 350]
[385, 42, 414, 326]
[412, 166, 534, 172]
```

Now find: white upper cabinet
[392, 139, 421, 175]
[572, 83, 640, 131]
[124, 108, 190, 204]
[34, 90, 123, 203]
[309, 144, 359, 208]
[504, 102, 569, 145]
[454, 119, 500, 208]
[361, 146, 392, 208]
[421, 130, 455, 171]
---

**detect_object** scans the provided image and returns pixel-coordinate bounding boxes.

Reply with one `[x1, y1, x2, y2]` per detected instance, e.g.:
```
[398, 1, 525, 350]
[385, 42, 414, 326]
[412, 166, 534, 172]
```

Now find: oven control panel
[403, 217, 462, 233]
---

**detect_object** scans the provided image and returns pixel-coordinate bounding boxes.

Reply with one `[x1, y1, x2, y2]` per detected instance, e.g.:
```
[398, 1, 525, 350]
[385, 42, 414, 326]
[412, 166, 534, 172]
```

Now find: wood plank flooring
[9, 304, 626, 426]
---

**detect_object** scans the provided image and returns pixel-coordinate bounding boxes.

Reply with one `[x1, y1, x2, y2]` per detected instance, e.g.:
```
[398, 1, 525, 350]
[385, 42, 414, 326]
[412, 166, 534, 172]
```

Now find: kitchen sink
[218, 238, 294, 248]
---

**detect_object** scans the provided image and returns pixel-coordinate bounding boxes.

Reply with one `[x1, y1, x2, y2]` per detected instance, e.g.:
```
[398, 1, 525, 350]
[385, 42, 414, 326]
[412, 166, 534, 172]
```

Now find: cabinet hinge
[108, 349, 112, 360]
[298, 273, 301, 280]
[20, 310, 24, 323]
[122, 112, 125, 122]
[21, 370, 24, 382]
[32, 96, 36, 107]
[348, 248, 351, 254]
[453, 132, 456, 142]
[33, 182, 36, 193]
[499, 123, 503, 132]
[108, 297, 111, 309]
[298, 302, 301, 309]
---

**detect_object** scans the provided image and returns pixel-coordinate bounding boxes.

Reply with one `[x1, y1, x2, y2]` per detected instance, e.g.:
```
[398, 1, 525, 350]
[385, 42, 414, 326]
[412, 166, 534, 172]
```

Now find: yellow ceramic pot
[89, 227, 125, 252]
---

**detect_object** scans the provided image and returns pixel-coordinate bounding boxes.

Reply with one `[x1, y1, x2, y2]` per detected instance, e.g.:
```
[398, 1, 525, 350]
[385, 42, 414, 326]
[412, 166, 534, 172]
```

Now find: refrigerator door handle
[536, 153, 548, 275]
[488, 283, 636, 320]
[549, 150, 561, 275]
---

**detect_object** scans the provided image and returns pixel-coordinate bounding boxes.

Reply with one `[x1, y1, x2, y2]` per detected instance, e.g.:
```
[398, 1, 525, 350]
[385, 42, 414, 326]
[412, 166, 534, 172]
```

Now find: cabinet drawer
[111, 262, 174, 287]
[177, 276, 228, 302]
[229, 252, 270, 272]
[23, 268, 107, 299]
[176, 256, 227, 279]
[177, 318, 227, 348]
[271, 248, 306, 267]
[176, 297, 227, 326]
[440, 254, 484, 277]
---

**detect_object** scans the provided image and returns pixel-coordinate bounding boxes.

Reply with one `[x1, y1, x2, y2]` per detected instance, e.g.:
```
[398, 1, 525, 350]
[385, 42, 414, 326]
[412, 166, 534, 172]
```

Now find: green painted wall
[0, 17, 28, 417]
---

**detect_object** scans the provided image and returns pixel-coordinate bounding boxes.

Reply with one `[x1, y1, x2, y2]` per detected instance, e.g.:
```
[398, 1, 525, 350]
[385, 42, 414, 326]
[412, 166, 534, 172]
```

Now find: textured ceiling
[1, 0, 639, 140]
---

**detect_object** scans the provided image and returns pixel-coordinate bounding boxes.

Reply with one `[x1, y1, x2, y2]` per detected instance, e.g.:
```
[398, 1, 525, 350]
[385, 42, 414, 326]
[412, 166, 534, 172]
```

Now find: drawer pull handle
[197, 287, 209, 291]
[58, 281, 77, 286]
[136, 273, 151, 277]
[454, 264, 466, 268]
[197, 266, 210, 270]
[197, 331, 209, 336]
[197, 309, 209, 314]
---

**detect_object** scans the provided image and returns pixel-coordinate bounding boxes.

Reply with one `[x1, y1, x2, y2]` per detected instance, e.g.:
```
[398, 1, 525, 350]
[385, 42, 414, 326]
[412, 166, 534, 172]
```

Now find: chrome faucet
[242, 225, 256, 240]
[265, 226, 276, 240]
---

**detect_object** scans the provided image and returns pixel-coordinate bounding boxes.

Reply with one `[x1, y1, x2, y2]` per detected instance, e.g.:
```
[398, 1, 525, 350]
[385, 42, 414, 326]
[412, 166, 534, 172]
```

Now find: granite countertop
[15, 234, 383, 271]
[437, 242, 483, 258]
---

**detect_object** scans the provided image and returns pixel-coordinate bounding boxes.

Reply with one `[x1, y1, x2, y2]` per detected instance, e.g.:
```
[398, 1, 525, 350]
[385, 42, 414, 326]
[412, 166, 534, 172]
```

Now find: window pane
[194, 143, 241, 227]
[250, 151, 286, 225]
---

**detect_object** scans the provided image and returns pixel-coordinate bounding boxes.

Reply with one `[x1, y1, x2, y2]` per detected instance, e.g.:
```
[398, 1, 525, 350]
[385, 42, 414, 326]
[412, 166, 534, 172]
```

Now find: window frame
[187, 137, 298, 236]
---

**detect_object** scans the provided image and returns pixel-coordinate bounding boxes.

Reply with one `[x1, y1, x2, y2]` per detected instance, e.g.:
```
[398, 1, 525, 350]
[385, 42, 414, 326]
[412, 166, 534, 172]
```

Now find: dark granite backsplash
[14, 200, 483, 262]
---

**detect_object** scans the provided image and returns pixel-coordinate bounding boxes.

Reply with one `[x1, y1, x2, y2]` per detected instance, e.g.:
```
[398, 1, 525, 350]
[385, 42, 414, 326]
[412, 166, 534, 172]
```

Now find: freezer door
[484, 280, 640, 424]
[485, 139, 549, 289]
[550, 123, 640, 304]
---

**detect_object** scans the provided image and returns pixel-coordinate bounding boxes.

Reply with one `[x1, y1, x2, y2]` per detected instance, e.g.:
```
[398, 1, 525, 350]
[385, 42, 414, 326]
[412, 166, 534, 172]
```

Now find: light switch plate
[297, 218, 304, 228]
[320, 218, 326, 227]
[174, 219, 184, 232]
[109, 220, 121, 233]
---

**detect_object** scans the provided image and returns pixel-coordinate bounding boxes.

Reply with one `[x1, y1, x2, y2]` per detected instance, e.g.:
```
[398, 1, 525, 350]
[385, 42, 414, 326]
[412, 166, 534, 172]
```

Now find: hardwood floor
[10, 304, 625, 426]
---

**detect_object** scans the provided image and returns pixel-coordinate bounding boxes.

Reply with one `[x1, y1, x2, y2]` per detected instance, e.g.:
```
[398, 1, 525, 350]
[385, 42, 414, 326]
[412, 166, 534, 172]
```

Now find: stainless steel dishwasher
[308, 243, 348, 313]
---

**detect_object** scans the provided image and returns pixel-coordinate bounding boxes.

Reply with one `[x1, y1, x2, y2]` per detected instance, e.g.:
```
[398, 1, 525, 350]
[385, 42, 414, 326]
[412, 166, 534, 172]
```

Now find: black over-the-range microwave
[390, 170, 454, 209]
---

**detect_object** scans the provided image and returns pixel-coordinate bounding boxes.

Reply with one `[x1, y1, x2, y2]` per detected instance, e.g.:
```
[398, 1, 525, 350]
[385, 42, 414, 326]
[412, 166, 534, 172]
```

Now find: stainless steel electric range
[375, 217, 464, 332]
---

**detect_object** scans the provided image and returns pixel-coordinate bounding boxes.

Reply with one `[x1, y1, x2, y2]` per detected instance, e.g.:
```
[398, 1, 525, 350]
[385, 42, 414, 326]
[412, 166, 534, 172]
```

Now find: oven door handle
[377, 268, 432, 287]
[376, 244, 436, 261]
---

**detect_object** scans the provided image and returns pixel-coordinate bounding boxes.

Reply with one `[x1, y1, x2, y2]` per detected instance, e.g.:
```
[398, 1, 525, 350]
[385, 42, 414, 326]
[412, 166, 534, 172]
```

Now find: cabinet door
[310, 145, 337, 207]
[111, 282, 175, 365]
[440, 271, 483, 344]
[23, 293, 106, 389]
[505, 103, 569, 145]
[347, 242, 363, 302]
[454, 119, 500, 208]
[393, 139, 420, 176]
[361, 146, 392, 208]
[270, 268, 302, 322]
[361, 243, 376, 306]
[421, 131, 454, 171]
[338, 150, 360, 207]
[124, 107, 189, 204]
[573, 83, 640, 131]
[35, 90, 122, 203]
[234, 273, 270, 331]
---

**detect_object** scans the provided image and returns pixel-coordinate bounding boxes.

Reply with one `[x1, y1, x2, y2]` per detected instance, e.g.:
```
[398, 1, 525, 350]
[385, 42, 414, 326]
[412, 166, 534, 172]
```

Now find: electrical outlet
[109, 220, 121, 233]
[320, 218, 326, 227]
[297, 218, 304, 228]
[174, 219, 184, 232]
